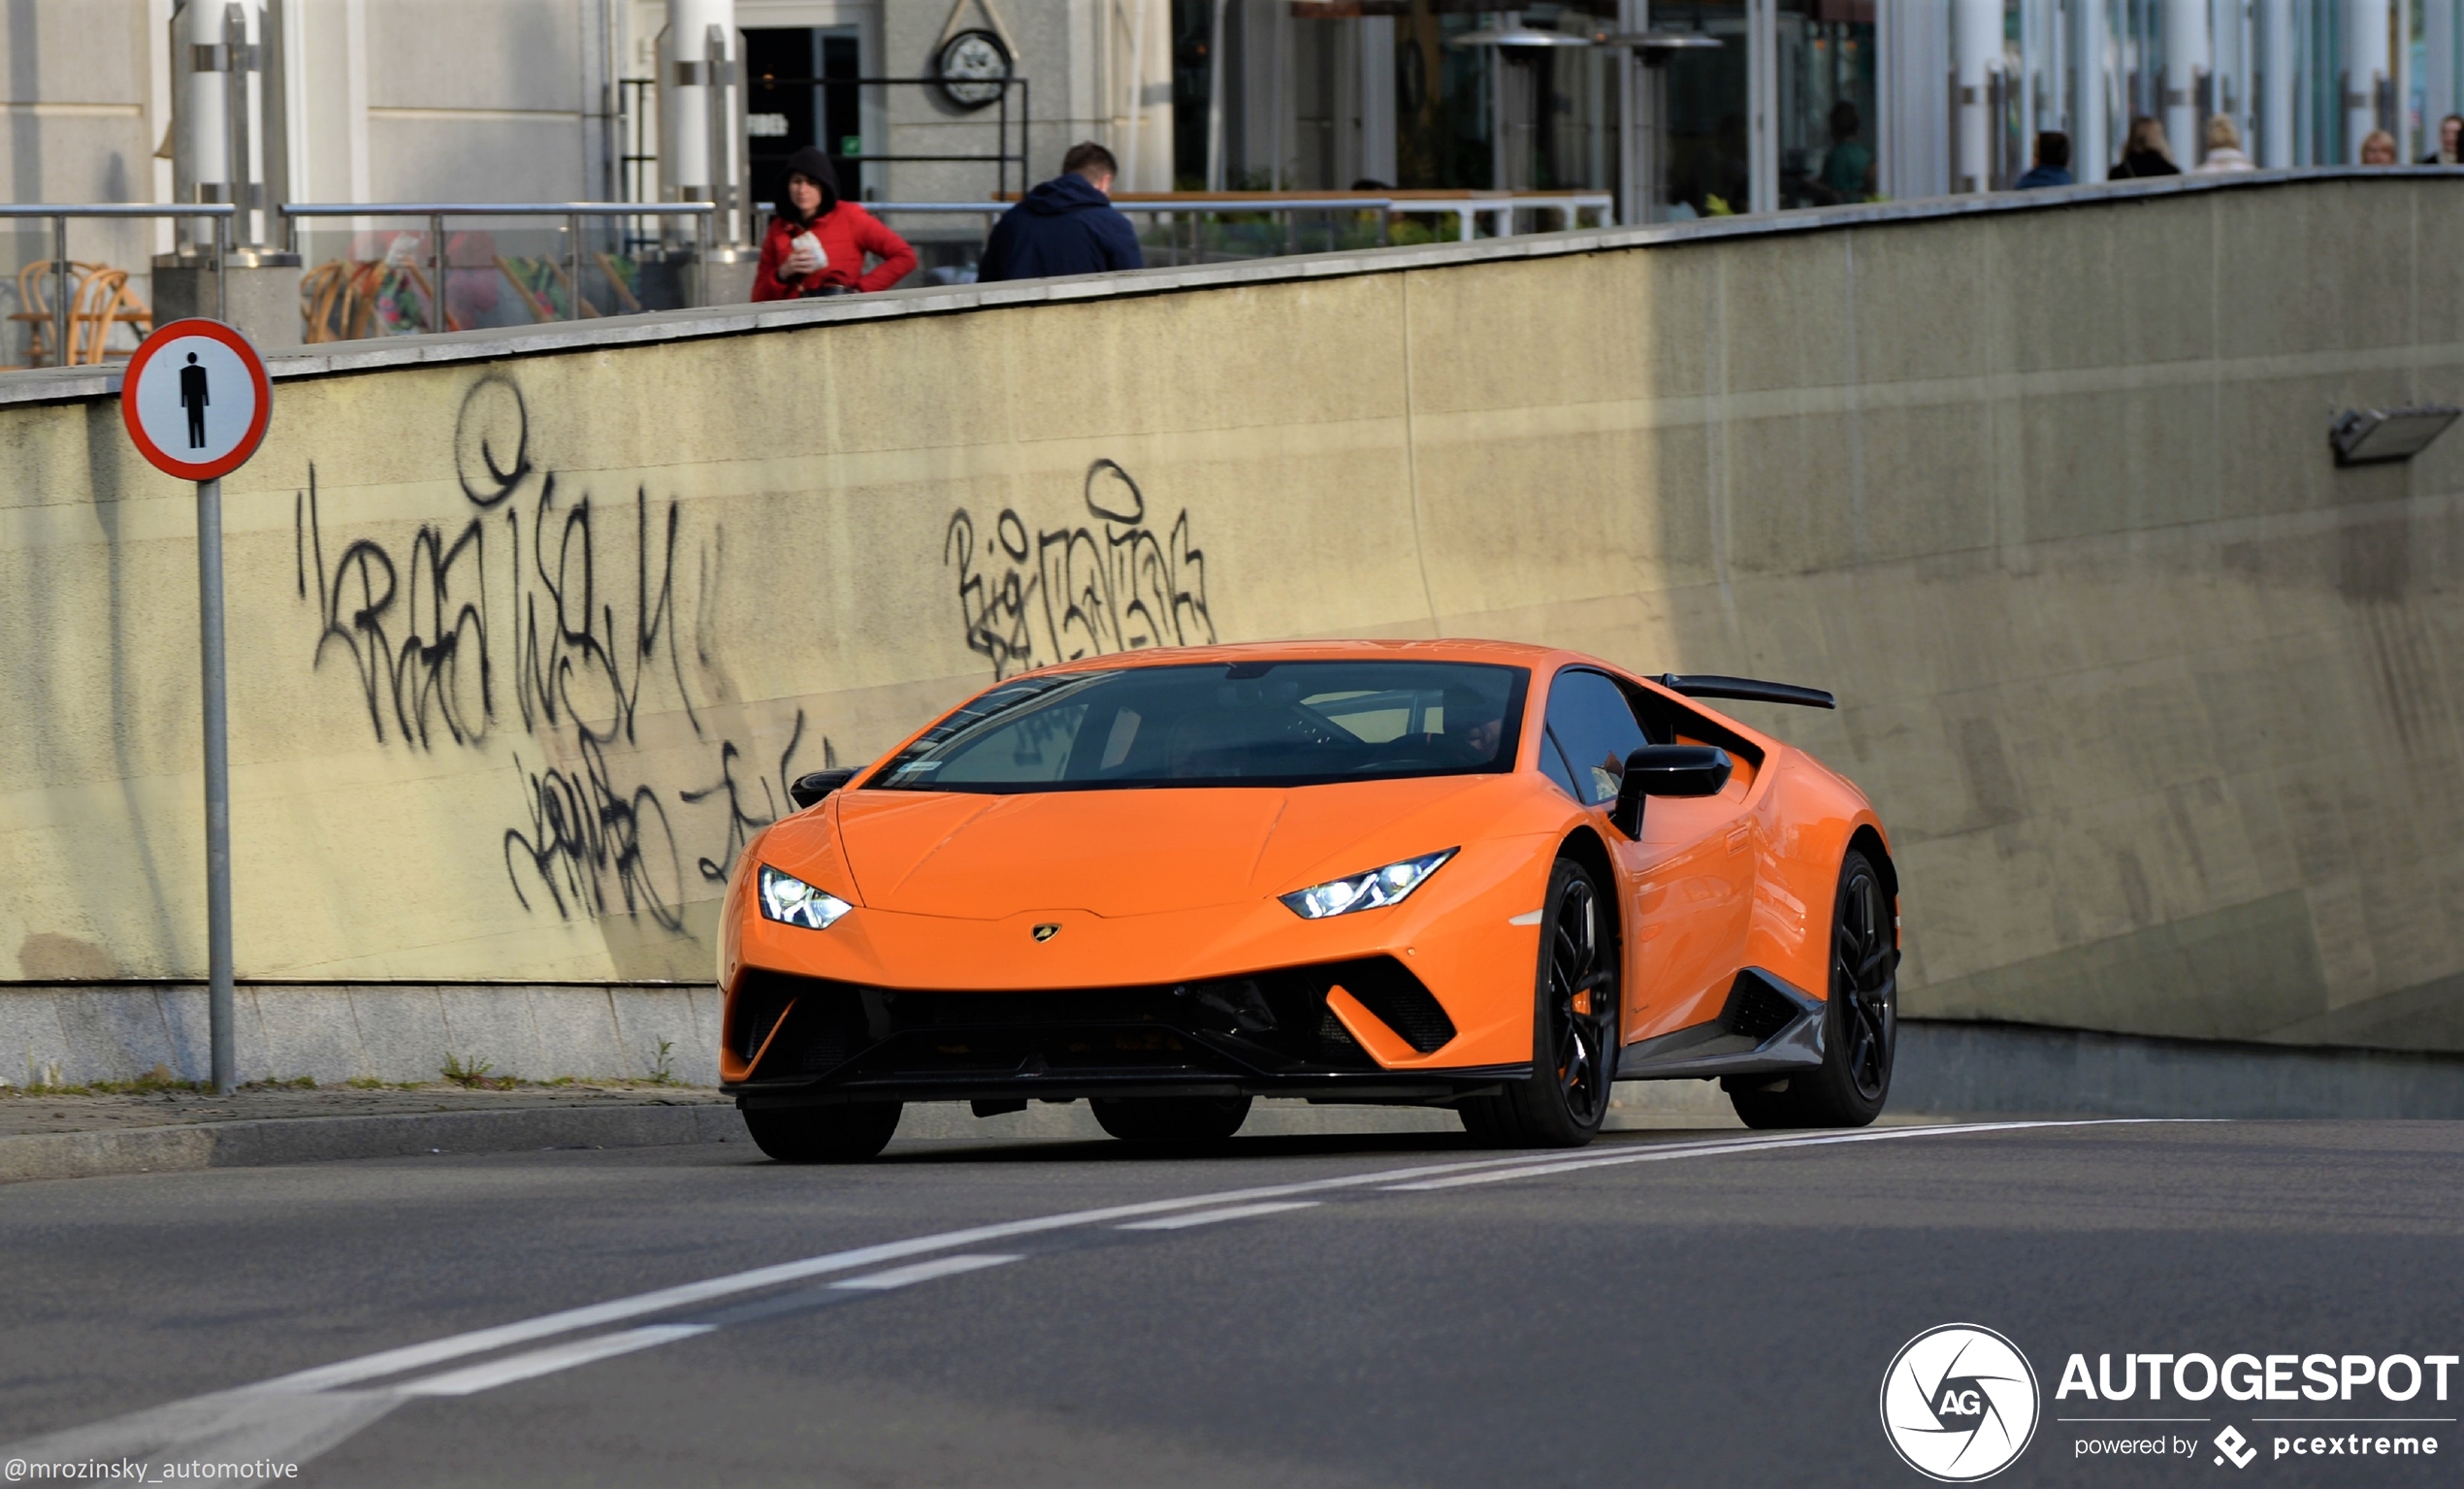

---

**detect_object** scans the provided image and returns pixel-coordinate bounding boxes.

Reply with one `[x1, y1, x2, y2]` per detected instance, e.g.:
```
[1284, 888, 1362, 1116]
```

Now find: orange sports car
[719, 640, 1898, 1161]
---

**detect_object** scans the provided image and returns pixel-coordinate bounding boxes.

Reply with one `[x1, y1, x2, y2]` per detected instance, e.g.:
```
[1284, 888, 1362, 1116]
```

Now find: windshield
[867, 661, 1529, 793]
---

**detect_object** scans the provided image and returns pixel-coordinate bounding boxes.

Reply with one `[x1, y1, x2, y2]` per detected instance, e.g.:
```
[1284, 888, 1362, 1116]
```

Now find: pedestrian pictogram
[121, 318, 270, 481]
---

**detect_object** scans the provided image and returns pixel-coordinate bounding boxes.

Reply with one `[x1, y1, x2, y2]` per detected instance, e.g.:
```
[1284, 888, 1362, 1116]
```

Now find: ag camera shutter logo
[1880, 1323, 2042, 1481]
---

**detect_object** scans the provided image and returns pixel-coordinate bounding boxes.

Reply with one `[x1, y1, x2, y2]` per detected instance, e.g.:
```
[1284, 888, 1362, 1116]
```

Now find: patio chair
[7, 260, 102, 368]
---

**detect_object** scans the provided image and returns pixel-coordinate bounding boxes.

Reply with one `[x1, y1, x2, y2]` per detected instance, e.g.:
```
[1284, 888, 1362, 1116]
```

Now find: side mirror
[1609, 745, 1733, 837]
[788, 768, 859, 810]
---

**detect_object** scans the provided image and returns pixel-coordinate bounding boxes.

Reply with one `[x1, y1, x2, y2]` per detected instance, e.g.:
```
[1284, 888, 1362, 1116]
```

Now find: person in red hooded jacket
[751, 146, 916, 300]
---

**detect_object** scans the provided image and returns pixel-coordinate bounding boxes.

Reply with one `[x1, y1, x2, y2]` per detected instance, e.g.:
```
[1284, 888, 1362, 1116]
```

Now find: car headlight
[758, 864, 852, 930]
[1279, 849, 1457, 920]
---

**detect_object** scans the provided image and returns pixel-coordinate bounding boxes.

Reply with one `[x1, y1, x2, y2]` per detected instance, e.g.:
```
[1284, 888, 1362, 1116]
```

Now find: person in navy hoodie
[976, 142, 1144, 281]
[2014, 132, 2074, 189]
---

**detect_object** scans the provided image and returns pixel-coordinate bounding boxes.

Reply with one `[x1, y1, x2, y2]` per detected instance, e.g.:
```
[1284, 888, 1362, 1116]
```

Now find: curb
[0, 1104, 750, 1184]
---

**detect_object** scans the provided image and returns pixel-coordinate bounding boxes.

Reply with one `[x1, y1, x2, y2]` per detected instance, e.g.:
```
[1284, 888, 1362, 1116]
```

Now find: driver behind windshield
[1441, 684, 1508, 763]
[877, 661, 1526, 791]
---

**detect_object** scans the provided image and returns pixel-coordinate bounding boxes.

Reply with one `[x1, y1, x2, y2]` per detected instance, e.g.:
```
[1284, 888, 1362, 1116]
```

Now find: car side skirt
[731, 1067, 1535, 1110]
[1613, 966, 1829, 1081]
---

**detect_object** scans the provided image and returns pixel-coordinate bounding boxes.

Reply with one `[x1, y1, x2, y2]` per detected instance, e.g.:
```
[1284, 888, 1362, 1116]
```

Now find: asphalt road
[4, 1118, 2461, 1487]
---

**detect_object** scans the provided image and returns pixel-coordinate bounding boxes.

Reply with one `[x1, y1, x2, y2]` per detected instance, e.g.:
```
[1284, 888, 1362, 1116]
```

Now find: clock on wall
[936, 28, 1012, 111]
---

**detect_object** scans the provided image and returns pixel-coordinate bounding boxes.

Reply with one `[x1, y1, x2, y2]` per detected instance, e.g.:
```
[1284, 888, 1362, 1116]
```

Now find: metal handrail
[280, 202, 721, 328]
[0, 204, 234, 368]
[860, 193, 1616, 246]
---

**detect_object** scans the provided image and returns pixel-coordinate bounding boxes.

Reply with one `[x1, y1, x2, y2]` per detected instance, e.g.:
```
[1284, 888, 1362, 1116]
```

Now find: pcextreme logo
[1880, 1324, 2043, 1481]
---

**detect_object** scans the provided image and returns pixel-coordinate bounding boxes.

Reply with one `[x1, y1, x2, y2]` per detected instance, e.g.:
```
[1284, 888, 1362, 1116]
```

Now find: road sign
[120, 318, 270, 1096]
[120, 318, 270, 481]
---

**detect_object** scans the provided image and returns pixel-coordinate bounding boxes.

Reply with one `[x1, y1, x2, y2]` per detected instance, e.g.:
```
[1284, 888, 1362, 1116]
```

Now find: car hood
[822, 777, 1495, 920]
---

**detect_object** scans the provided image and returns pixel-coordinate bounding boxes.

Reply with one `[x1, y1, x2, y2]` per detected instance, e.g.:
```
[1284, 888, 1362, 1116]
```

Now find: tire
[1729, 849, 1896, 1130]
[1461, 857, 1619, 1149]
[1089, 1095, 1252, 1143]
[742, 1101, 902, 1162]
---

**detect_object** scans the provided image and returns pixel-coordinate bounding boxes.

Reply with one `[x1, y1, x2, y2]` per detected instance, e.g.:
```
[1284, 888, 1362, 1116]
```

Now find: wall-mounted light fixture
[2330, 405, 2461, 467]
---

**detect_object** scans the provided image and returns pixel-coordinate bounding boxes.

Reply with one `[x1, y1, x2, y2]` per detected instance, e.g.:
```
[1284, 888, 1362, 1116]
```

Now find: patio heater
[660, 0, 754, 303]
[1449, 14, 1591, 209]
[158, 0, 302, 348]
[1600, 30, 1722, 225]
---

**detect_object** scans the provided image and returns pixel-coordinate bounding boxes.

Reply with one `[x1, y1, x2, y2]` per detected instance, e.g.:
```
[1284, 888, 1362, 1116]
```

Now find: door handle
[1726, 823, 1751, 853]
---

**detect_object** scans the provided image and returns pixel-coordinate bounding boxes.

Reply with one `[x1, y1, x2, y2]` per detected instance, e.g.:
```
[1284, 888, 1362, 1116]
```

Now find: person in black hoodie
[2109, 116, 2181, 179]
[977, 142, 1144, 281]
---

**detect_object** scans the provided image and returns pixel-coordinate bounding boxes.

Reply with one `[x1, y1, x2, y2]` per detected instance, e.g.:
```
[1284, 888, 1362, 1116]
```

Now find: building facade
[1, 0, 2458, 337]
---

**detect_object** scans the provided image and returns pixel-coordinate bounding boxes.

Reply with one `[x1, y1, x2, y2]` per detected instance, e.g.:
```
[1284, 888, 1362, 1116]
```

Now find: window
[870, 661, 1529, 793]
[1541, 668, 1651, 807]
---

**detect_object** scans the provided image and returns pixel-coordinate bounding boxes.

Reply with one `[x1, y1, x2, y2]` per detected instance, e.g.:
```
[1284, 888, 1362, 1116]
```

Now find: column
[2346, 0, 2391, 160]
[2163, 0, 2210, 163]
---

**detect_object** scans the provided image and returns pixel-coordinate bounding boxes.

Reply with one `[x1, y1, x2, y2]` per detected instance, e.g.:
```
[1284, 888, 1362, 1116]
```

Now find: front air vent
[728, 970, 801, 1062]
[1329, 957, 1458, 1054]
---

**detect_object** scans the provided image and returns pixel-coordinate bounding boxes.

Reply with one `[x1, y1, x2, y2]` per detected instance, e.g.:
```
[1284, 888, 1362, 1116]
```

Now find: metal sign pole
[195, 474, 236, 1094]
[122, 317, 267, 1097]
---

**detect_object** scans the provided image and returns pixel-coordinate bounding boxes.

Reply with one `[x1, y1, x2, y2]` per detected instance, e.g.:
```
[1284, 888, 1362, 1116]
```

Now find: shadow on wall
[1626, 208, 2464, 1054]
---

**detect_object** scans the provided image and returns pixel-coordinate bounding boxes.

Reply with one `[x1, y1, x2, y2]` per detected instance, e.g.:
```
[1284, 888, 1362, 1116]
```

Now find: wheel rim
[1547, 875, 1616, 1125]
[1832, 864, 1896, 1103]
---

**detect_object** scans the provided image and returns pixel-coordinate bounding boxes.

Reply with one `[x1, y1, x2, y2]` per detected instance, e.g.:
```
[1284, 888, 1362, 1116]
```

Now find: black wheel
[1461, 858, 1619, 1149]
[1729, 849, 1896, 1129]
[1089, 1095, 1252, 1143]
[742, 1101, 902, 1162]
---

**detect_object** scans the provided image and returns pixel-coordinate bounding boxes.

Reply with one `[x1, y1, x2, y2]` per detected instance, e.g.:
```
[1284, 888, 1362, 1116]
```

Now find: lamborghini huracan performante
[719, 641, 1899, 1161]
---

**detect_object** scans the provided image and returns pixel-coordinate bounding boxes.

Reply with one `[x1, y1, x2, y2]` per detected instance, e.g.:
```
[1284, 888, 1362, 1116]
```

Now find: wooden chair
[65, 269, 131, 365]
[106, 272, 151, 349]
[496, 254, 607, 322]
[594, 252, 644, 315]
[8, 260, 103, 368]
[301, 258, 457, 342]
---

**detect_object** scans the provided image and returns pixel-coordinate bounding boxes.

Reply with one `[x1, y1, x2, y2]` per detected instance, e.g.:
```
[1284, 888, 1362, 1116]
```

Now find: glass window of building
[1777, 1, 1880, 208]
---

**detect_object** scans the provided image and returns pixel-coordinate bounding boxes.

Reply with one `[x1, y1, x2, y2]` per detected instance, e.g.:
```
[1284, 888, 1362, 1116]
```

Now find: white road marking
[398, 1325, 715, 1398]
[1118, 1200, 1323, 1230]
[250, 1145, 1628, 1394]
[8, 1117, 2176, 1475]
[1380, 1120, 2130, 1191]
[829, 1253, 1022, 1290]
[267, 1122, 2148, 1396]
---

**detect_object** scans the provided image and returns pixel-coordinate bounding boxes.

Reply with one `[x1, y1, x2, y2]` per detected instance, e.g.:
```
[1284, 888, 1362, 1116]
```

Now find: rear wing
[1653, 673, 1837, 710]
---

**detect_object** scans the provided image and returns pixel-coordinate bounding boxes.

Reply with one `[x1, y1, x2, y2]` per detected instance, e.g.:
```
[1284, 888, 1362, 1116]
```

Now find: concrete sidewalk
[0, 1083, 746, 1184]
[0, 1080, 1753, 1184]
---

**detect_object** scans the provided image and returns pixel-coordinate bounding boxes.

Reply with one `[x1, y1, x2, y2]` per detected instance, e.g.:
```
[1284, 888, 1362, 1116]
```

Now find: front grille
[729, 956, 1454, 1084]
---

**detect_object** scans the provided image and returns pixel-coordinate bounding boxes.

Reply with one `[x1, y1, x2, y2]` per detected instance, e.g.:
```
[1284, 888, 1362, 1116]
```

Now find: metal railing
[864, 193, 1616, 257]
[0, 204, 234, 369]
[279, 202, 718, 327]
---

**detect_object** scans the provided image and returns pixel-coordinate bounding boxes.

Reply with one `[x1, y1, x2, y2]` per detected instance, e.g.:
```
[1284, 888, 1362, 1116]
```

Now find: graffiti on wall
[293, 373, 824, 931]
[946, 458, 1216, 679]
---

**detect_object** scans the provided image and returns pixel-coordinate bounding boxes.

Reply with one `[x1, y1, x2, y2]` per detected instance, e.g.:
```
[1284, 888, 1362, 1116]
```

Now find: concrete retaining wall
[1893, 1020, 2464, 1119]
[5, 170, 2464, 1060]
[0, 983, 720, 1088]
